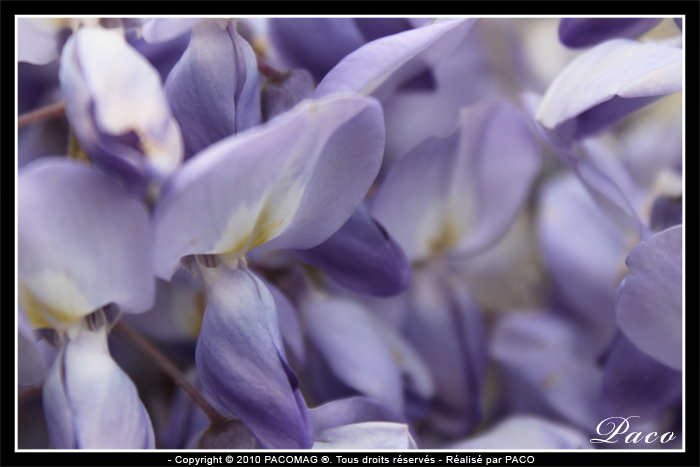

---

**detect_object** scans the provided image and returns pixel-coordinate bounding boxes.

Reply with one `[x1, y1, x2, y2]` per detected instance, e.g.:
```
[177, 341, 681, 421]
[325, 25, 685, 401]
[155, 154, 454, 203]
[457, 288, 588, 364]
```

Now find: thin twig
[18, 100, 67, 129]
[112, 321, 225, 426]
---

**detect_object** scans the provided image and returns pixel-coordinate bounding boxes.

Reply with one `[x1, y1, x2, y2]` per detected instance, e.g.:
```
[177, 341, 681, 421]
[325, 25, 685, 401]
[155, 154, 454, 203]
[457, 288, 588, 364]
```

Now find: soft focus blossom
[16, 16, 684, 452]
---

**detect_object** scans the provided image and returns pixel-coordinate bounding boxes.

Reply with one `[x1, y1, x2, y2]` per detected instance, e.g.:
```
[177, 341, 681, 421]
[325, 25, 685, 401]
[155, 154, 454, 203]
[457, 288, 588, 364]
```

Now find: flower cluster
[17, 17, 683, 450]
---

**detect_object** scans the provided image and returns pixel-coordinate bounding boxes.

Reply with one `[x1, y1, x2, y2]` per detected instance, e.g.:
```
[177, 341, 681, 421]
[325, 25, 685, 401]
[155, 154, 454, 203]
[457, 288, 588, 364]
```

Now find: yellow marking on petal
[252, 37, 269, 58]
[215, 224, 256, 259]
[213, 178, 306, 257]
[137, 122, 183, 177]
[69, 129, 91, 162]
[212, 199, 265, 257]
[18, 270, 96, 331]
[19, 284, 54, 329]
[247, 204, 293, 250]
[217, 207, 291, 256]
[617, 232, 641, 284]
[18, 283, 84, 330]
[218, 237, 250, 258]
[185, 291, 207, 339]
[428, 215, 462, 256]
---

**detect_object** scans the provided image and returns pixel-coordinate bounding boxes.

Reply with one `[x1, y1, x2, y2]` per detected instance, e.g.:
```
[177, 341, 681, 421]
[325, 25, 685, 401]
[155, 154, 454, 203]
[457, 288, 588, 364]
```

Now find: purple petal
[268, 19, 366, 82]
[620, 94, 682, 189]
[165, 19, 261, 159]
[536, 39, 682, 145]
[18, 113, 69, 169]
[261, 277, 306, 365]
[141, 18, 203, 43]
[42, 345, 75, 449]
[492, 311, 604, 431]
[153, 95, 384, 280]
[261, 69, 315, 121]
[43, 324, 155, 449]
[301, 297, 404, 414]
[126, 28, 190, 83]
[453, 103, 541, 256]
[302, 346, 359, 406]
[291, 203, 411, 297]
[194, 263, 314, 449]
[558, 18, 663, 48]
[65, 327, 155, 448]
[268, 18, 416, 85]
[267, 18, 430, 87]
[575, 139, 648, 236]
[372, 128, 459, 261]
[18, 305, 55, 386]
[312, 422, 416, 449]
[372, 101, 540, 262]
[616, 225, 682, 370]
[382, 22, 503, 165]
[650, 195, 682, 232]
[571, 95, 661, 141]
[18, 61, 61, 115]
[257, 97, 384, 252]
[526, 94, 649, 238]
[18, 158, 154, 330]
[354, 18, 413, 42]
[396, 69, 437, 91]
[538, 172, 629, 339]
[569, 150, 646, 238]
[310, 397, 407, 434]
[373, 317, 436, 404]
[18, 18, 63, 65]
[402, 267, 486, 436]
[601, 332, 682, 419]
[59, 26, 183, 191]
[449, 416, 593, 449]
[198, 419, 261, 449]
[313, 18, 477, 100]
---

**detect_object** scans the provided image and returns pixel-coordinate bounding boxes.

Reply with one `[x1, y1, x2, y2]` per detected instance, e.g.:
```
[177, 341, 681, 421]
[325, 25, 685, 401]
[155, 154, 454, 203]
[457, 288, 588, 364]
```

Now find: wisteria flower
[15, 16, 684, 454]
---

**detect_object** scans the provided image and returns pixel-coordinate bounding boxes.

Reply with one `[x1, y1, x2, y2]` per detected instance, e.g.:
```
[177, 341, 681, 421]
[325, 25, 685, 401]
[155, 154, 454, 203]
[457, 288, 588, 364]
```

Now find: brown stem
[18, 100, 66, 128]
[112, 321, 225, 426]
